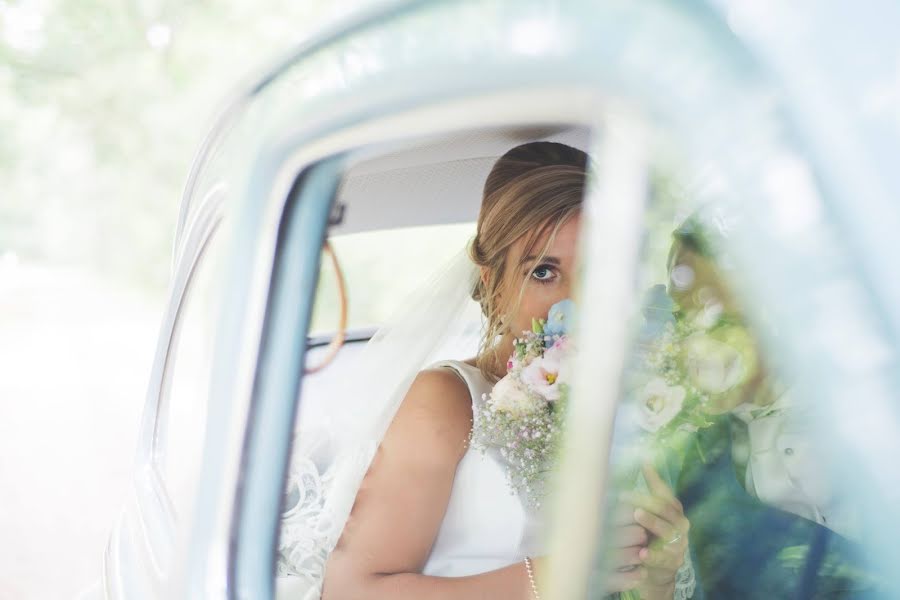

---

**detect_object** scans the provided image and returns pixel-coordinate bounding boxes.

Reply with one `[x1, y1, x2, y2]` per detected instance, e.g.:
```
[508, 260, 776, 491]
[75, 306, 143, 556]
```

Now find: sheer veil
[275, 247, 482, 599]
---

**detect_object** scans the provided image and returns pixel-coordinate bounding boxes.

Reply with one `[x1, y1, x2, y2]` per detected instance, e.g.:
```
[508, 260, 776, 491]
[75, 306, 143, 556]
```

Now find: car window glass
[581, 170, 887, 599]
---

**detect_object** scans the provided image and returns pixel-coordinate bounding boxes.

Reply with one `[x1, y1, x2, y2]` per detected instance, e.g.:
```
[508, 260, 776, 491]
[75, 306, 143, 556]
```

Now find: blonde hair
[469, 142, 588, 379]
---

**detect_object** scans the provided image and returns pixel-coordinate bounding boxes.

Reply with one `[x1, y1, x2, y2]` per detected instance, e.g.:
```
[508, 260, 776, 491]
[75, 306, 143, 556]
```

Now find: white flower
[635, 377, 686, 433]
[521, 342, 567, 402]
[488, 374, 541, 417]
[682, 332, 748, 394]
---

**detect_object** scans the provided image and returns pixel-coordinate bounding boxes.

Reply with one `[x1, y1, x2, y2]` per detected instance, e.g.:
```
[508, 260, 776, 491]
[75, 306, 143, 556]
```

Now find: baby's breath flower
[471, 300, 574, 508]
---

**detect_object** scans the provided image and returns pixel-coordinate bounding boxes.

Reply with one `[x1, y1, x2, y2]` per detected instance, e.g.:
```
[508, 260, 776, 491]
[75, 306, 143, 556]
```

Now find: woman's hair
[469, 141, 589, 378]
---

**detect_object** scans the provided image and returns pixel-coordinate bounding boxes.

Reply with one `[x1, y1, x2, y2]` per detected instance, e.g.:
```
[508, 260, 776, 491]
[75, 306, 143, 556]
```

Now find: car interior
[297, 123, 592, 430]
[284, 118, 887, 598]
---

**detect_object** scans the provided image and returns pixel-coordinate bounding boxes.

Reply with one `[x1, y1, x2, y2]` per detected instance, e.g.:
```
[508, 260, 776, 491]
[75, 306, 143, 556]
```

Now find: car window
[308, 223, 476, 336]
[578, 173, 890, 599]
[157, 228, 222, 520]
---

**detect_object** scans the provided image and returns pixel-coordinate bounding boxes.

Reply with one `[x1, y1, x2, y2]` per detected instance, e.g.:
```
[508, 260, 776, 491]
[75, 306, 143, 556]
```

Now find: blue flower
[545, 299, 575, 337]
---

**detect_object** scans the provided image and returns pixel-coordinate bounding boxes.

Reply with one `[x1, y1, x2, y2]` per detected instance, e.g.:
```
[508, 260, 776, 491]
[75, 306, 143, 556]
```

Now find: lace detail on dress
[276, 430, 377, 599]
[277, 455, 331, 581]
[674, 548, 696, 600]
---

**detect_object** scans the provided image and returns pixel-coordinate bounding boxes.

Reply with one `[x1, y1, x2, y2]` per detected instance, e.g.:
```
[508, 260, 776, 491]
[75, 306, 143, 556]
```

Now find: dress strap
[430, 360, 488, 408]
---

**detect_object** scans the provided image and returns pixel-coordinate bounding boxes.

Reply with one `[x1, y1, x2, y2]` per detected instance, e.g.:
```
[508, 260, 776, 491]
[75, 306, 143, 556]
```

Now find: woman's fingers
[613, 524, 648, 548]
[622, 491, 689, 535]
[605, 566, 647, 593]
[621, 491, 676, 523]
[609, 544, 644, 568]
[609, 501, 636, 526]
[639, 542, 687, 571]
[608, 467, 691, 587]
[634, 507, 680, 543]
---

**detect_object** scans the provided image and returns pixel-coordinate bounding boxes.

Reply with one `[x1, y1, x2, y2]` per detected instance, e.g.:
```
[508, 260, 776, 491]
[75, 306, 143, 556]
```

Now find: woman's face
[501, 213, 582, 339]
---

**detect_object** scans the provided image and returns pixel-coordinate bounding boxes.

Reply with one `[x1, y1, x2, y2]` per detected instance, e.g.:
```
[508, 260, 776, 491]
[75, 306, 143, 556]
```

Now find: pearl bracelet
[523, 556, 540, 600]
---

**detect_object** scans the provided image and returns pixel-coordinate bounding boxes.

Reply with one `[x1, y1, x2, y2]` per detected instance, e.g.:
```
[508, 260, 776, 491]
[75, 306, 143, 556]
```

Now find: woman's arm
[322, 367, 533, 600]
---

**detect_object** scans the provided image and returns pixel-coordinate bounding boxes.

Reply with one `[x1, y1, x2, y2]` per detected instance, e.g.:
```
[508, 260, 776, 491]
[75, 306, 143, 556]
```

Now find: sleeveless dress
[275, 359, 542, 600]
[422, 359, 542, 576]
[424, 361, 695, 598]
[276, 359, 695, 599]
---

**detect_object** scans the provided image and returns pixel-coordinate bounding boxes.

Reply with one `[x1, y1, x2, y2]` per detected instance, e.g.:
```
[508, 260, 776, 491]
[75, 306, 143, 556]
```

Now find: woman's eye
[531, 265, 556, 282]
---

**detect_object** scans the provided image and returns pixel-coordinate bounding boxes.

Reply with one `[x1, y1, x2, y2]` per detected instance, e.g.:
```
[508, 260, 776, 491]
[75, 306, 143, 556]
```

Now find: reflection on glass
[596, 208, 887, 599]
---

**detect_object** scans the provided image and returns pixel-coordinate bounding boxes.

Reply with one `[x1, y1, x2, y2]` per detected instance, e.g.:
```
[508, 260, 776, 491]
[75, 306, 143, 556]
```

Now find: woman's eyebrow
[520, 255, 561, 266]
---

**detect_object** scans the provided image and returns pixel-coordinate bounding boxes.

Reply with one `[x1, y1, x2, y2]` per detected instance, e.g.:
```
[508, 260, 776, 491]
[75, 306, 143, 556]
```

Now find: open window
[298, 125, 591, 425]
[271, 123, 594, 594]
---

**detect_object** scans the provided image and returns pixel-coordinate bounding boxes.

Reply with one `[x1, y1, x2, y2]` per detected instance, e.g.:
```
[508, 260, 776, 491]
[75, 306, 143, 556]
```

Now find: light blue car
[90, 1, 900, 598]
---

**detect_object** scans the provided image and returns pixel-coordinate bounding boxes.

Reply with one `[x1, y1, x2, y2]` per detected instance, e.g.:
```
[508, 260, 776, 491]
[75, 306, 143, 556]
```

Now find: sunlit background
[0, 1, 365, 597]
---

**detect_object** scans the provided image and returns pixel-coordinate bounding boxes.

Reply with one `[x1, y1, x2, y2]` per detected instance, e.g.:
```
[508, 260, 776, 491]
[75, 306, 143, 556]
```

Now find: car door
[552, 145, 900, 597]
[99, 183, 225, 600]
[112, 0, 900, 598]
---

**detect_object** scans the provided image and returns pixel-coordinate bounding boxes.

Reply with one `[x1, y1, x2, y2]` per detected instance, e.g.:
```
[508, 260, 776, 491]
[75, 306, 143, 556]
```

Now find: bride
[279, 142, 692, 599]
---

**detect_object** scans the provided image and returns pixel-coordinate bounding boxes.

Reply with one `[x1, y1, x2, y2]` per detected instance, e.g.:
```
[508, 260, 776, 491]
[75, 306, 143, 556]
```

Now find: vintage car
[91, 0, 900, 598]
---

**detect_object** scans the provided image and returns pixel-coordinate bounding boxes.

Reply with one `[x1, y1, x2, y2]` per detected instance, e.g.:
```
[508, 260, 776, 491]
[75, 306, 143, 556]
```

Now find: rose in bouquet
[613, 285, 761, 600]
[629, 284, 760, 448]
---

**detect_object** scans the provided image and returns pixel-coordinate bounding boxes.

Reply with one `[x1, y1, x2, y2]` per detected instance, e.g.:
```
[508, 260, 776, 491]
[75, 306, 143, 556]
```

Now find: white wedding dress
[275, 358, 543, 599]
[276, 355, 695, 599]
[423, 359, 543, 576]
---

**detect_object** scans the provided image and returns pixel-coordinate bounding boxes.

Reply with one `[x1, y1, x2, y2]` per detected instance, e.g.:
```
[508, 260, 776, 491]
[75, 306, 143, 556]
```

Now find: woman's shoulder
[414, 364, 473, 402]
[408, 365, 474, 427]
[382, 366, 473, 465]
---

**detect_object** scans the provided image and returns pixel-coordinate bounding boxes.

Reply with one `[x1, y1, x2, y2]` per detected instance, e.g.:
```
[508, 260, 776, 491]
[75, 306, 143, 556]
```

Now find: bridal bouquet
[471, 288, 759, 510]
[471, 299, 574, 508]
[614, 287, 759, 600]
[628, 285, 759, 447]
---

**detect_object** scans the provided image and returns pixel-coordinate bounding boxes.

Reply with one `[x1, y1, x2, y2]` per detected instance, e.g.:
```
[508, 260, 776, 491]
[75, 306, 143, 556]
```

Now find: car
[91, 1, 900, 598]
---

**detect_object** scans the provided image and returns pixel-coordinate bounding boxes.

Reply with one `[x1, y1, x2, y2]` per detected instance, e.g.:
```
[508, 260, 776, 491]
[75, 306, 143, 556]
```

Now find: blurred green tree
[0, 0, 358, 292]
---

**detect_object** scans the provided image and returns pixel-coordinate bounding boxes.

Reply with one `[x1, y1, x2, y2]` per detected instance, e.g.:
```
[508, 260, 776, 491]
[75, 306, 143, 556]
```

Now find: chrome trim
[307, 327, 376, 349]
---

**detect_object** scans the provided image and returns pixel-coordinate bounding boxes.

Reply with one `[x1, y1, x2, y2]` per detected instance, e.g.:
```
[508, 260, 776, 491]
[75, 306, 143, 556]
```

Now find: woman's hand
[531, 463, 690, 600]
[530, 506, 653, 597]
[601, 501, 652, 592]
[623, 463, 690, 598]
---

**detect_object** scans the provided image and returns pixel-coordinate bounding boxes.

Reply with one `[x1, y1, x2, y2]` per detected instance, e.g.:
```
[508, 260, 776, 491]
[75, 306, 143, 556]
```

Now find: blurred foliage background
[0, 1, 368, 598]
[0, 0, 364, 291]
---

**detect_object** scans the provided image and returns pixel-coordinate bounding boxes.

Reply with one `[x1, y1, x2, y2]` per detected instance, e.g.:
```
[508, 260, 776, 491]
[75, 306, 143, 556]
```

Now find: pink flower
[521, 341, 569, 402]
[522, 350, 560, 402]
